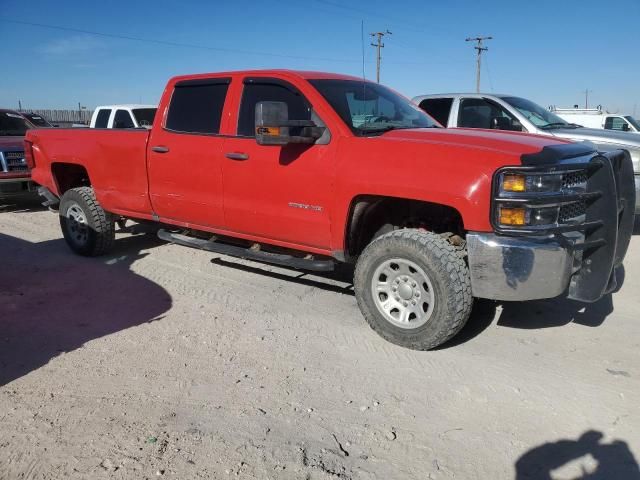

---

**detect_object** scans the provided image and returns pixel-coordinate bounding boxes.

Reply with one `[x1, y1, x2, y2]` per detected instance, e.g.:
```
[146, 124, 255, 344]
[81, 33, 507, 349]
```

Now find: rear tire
[354, 229, 473, 350]
[59, 187, 115, 256]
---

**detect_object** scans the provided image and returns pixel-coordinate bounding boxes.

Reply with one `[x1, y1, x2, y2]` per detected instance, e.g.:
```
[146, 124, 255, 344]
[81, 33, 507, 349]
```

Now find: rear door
[418, 97, 454, 126]
[147, 77, 231, 227]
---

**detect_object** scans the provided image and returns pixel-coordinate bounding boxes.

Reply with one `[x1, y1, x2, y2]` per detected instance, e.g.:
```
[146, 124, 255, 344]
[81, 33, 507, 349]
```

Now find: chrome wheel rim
[371, 258, 435, 329]
[66, 203, 89, 246]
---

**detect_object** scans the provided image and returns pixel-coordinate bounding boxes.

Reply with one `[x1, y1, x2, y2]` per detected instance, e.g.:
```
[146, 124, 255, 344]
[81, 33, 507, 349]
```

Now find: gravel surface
[1, 195, 639, 479]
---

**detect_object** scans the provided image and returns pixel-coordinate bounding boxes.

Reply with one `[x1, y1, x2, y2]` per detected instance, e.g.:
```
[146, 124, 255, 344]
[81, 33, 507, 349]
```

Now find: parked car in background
[548, 106, 640, 133]
[90, 104, 157, 129]
[20, 112, 56, 128]
[0, 109, 35, 196]
[413, 93, 640, 213]
[25, 70, 635, 350]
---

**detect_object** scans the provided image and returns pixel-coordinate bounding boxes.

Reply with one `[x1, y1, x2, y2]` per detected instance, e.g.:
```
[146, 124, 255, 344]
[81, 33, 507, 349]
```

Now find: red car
[25, 70, 635, 349]
[1, 109, 36, 196]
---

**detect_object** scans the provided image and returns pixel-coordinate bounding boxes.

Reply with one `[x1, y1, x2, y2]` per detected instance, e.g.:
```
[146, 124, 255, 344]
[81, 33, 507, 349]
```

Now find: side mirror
[491, 116, 512, 131]
[255, 101, 325, 146]
[622, 124, 630, 132]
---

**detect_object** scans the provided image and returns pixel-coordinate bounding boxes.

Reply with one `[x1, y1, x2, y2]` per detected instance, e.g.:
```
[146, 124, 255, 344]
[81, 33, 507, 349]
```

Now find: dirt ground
[1, 194, 639, 480]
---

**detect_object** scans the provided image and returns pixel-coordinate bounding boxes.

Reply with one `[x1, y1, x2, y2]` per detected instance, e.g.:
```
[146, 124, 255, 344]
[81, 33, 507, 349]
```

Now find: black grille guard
[490, 143, 636, 303]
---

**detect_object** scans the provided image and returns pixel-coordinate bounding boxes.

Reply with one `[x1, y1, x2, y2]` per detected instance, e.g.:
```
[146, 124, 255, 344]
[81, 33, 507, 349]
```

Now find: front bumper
[467, 233, 574, 301]
[468, 149, 635, 302]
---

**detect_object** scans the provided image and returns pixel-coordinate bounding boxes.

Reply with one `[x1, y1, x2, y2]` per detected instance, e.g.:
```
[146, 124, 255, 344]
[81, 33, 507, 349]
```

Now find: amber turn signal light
[499, 207, 527, 226]
[502, 174, 526, 192]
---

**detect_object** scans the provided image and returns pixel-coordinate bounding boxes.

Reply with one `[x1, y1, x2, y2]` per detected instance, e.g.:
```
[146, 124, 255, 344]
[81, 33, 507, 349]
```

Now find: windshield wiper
[540, 122, 572, 130]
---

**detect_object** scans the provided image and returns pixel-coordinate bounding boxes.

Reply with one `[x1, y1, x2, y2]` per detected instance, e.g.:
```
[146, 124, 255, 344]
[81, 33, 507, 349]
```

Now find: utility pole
[465, 36, 493, 93]
[370, 30, 391, 83]
[18, 100, 22, 112]
[583, 89, 592, 109]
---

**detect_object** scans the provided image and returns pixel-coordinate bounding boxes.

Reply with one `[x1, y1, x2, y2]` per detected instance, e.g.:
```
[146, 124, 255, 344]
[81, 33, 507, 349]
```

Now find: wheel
[59, 187, 115, 256]
[354, 229, 473, 350]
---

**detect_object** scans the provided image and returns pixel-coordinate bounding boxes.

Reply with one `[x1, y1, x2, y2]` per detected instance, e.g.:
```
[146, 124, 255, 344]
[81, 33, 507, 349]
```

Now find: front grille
[2, 151, 28, 172]
[562, 171, 587, 189]
[559, 200, 586, 222]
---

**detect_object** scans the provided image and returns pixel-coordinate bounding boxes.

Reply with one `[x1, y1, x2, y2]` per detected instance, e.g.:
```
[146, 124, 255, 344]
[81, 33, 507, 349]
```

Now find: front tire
[59, 187, 115, 256]
[354, 229, 473, 350]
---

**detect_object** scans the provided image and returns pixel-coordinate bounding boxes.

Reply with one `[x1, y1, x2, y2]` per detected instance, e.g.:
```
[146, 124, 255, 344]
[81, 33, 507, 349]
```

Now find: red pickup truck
[25, 70, 635, 350]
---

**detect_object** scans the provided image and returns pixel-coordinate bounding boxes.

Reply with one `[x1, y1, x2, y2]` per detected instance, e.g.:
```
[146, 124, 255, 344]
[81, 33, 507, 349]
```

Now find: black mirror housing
[255, 101, 324, 146]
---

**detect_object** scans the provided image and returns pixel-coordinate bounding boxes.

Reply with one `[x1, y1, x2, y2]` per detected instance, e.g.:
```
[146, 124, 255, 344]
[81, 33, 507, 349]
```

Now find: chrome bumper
[467, 233, 574, 301]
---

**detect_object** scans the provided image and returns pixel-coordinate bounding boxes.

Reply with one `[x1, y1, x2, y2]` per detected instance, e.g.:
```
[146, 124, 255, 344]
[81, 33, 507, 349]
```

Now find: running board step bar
[157, 229, 335, 272]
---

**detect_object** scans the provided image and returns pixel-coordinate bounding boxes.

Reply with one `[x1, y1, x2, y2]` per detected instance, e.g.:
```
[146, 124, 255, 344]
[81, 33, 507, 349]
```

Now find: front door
[148, 78, 231, 228]
[221, 78, 334, 250]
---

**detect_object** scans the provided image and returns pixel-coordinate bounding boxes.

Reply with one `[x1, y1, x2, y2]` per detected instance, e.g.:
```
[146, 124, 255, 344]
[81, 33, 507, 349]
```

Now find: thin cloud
[40, 34, 104, 56]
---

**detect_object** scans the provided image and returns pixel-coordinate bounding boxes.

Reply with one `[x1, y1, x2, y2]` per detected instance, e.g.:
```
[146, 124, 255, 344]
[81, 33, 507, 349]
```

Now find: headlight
[493, 167, 589, 231]
[499, 172, 564, 194]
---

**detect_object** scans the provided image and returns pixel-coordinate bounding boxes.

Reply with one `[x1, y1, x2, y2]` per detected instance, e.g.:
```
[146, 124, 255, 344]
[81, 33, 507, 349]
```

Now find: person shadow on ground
[515, 430, 640, 479]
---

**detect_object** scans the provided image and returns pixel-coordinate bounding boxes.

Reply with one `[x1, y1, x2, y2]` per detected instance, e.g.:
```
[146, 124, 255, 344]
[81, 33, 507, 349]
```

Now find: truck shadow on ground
[0, 232, 171, 387]
[0, 192, 46, 213]
[515, 430, 640, 479]
[497, 265, 625, 330]
[209, 257, 500, 346]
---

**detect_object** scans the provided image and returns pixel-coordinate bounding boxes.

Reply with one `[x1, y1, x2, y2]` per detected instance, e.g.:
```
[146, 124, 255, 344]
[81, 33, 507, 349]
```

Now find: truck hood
[547, 127, 640, 150]
[0, 136, 25, 150]
[381, 127, 569, 157]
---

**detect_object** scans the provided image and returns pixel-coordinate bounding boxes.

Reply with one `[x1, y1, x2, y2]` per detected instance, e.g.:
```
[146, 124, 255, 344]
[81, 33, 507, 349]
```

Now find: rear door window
[94, 109, 111, 128]
[419, 98, 453, 126]
[165, 79, 230, 134]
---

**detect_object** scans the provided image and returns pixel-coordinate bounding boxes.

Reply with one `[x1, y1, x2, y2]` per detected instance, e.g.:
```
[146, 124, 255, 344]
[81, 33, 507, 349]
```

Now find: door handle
[152, 146, 170, 153]
[225, 152, 249, 161]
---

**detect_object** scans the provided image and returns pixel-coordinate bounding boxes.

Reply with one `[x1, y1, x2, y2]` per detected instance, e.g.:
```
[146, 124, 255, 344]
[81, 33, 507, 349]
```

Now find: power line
[0, 18, 360, 64]
[465, 36, 493, 93]
[370, 30, 391, 83]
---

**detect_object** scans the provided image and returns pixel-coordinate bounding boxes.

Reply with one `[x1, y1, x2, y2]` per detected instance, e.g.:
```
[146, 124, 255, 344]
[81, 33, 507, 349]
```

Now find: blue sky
[1, 0, 638, 114]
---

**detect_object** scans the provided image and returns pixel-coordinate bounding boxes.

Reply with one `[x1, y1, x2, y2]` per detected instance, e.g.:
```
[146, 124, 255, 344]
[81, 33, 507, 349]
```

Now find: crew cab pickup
[26, 70, 635, 350]
[413, 93, 640, 213]
[90, 104, 157, 129]
[1, 109, 35, 196]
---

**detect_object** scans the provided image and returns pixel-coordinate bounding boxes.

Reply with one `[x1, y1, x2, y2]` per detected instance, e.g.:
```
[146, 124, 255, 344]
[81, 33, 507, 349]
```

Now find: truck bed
[29, 128, 154, 217]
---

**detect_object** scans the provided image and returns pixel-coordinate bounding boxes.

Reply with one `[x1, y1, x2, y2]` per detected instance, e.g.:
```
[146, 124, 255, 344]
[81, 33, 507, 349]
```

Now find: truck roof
[413, 93, 514, 101]
[168, 69, 364, 83]
[94, 104, 156, 110]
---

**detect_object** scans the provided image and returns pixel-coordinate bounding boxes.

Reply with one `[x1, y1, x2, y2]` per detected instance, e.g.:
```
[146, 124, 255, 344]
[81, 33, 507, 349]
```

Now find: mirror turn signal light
[502, 174, 526, 192]
[499, 207, 527, 226]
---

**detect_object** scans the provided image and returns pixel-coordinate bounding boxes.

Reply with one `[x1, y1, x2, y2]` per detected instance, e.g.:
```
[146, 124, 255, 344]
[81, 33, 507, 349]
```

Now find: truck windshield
[309, 79, 438, 135]
[502, 96, 577, 130]
[133, 108, 157, 127]
[624, 116, 640, 131]
[0, 111, 30, 136]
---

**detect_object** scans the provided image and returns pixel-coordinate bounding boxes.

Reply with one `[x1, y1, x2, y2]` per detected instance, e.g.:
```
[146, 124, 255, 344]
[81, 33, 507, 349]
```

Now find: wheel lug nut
[412, 300, 417, 305]
[411, 282, 416, 287]
[403, 301, 408, 307]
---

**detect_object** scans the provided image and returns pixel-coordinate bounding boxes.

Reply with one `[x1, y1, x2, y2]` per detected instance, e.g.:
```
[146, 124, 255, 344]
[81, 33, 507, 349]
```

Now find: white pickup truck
[549, 107, 640, 133]
[413, 93, 640, 213]
[90, 104, 157, 129]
